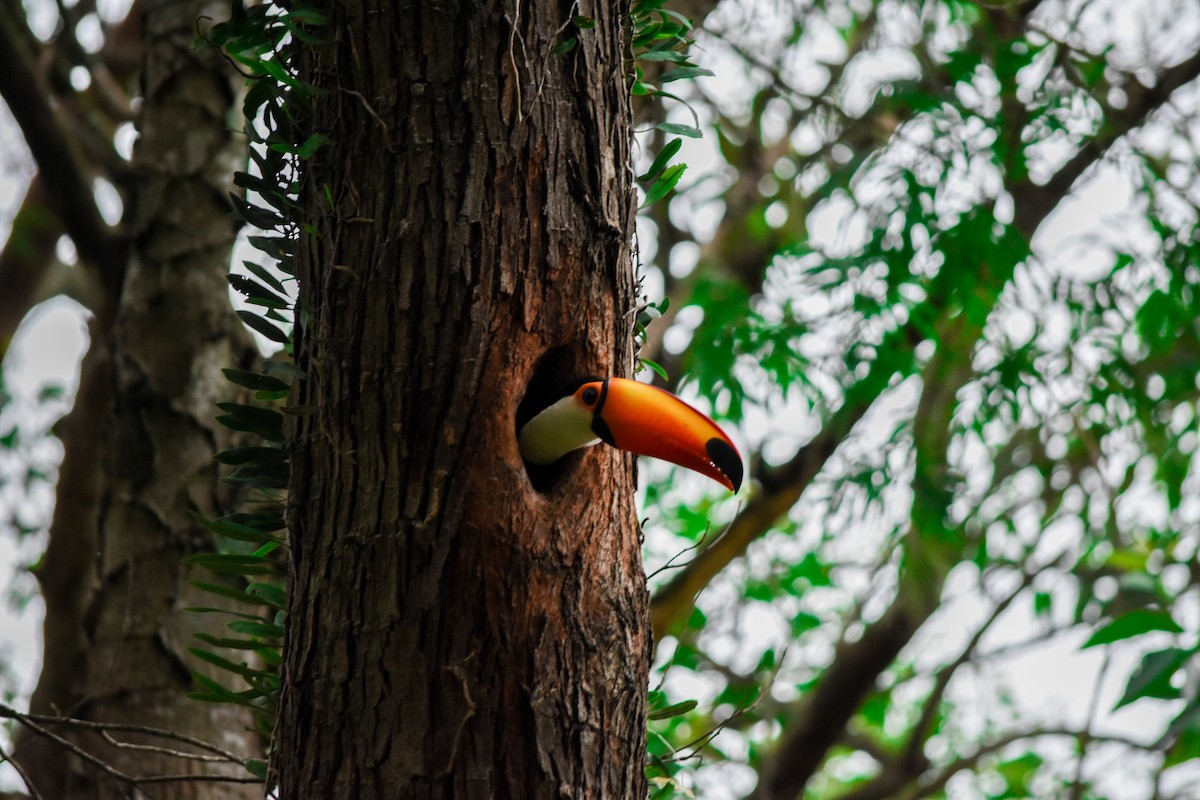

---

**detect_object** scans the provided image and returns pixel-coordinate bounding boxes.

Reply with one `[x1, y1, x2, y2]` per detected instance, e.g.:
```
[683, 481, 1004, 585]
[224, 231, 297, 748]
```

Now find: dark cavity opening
[517, 347, 598, 493]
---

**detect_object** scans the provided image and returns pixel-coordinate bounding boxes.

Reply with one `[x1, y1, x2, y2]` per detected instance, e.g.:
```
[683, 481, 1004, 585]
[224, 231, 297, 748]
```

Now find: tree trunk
[276, 2, 649, 798]
[15, 1, 260, 796]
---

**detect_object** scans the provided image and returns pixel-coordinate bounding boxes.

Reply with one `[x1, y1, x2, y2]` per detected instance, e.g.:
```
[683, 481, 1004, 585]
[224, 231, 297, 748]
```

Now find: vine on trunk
[187, 1, 324, 783]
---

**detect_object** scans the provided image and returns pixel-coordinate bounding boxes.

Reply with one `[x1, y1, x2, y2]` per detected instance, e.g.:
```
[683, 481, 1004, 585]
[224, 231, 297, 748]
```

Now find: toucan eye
[582, 387, 599, 405]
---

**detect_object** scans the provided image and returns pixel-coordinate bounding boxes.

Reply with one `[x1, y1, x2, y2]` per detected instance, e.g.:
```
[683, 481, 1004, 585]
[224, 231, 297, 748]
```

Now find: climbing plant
[184, 2, 324, 777]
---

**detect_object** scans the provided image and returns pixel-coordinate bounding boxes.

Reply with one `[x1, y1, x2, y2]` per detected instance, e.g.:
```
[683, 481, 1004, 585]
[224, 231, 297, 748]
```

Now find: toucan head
[518, 377, 743, 492]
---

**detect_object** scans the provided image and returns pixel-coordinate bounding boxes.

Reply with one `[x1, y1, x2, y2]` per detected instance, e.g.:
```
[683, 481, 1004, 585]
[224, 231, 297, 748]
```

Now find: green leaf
[184, 553, 282, 576]
[213, 445, 288, 466]
[247, 582, 287, 610]
[638, 49, 689, 63]
[236, 310, 290, 344]
[243, 260, 288, 294]
[641, 163, 687, 208]
[215, 400, 285, 440]
[224, 462, 290, 490]
[250, 541, 282, 558]
[660, 66, 714, 82]
[294, 133, 330, 159]
[188, 673, 265, 707]
[229, 275, 290, 308]
[257, 645, 283, 666]
[1136, 290, 1179, 355]
[184, 606, 270, 620]
[1083, 609, 1183, 648]
[648, 699, 698, 720]
[255, 55, 303, 90]
[228, 619, 285, 638]
[188, 672, 241, 703]
[654, 122, 702, 139]
[192, 511, 283, 545]
[637, 138, 683, 183]
[645, 730, 677, 759]
[996, 751, 1043, 795]
[1164, 701, 1200, 767]
[247, 236, 294, 261]
[191, 580, 277, 606]
[190, 646, 262, 678]
[233, 170, 273, 196]
[194, 632, 279, 650]
[648, 780, 675, 800]
[228, 512, 286, 532]
[860, 692, 888, 729]
[280, 7, 329, 25]
[1114, 648, 1191, 709]
[783, 552, 832, 589]
[229, 193, 285, 230]
[640, 357, 669, 381]
[633, 0, 671, 15]
[1033, 591, 1052, 617]
[222, 368, 290, 393]
[790, 611, 822, 636]
[552, 37, 577, 55]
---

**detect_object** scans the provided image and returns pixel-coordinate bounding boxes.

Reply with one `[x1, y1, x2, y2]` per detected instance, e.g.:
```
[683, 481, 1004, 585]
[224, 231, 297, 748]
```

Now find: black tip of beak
[706, 438, 743, 492]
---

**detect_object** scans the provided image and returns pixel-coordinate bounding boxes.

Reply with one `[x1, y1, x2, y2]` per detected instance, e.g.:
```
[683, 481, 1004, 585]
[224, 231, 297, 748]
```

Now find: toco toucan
[518, 377, 742, 492]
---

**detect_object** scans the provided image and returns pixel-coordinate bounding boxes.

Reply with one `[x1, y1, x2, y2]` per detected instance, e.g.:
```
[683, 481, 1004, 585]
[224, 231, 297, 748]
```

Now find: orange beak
[576, 378, 742, 492]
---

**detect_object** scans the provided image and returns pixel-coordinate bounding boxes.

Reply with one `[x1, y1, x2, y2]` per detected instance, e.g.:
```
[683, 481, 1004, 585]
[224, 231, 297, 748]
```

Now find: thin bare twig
[907, 566, 1043, 753]
[99, 731, 230, 764]
[0, 702, 260, 793]
[127, 773, 262, 785]
[0, 704, 246, 764]
[11, 714, 137, 788]
[660, 647, 788, 765]
[0, 739, 46, 800]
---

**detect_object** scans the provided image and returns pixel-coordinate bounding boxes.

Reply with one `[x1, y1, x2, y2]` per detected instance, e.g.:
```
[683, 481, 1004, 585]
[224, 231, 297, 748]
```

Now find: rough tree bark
[13, 1, 260, 796]
[276, 2, 650, 798]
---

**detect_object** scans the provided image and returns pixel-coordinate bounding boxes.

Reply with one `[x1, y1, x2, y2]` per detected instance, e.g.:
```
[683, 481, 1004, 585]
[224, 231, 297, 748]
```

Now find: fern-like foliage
[185, 1, 325, 780]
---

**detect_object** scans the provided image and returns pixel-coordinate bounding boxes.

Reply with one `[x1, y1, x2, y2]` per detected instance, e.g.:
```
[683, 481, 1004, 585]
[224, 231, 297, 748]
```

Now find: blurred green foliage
[637, 1, 1200, 798]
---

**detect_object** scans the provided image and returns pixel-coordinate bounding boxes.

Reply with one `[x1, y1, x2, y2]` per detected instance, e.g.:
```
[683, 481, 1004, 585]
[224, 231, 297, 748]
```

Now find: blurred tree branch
[0, 1, 143, 358]
[748, 66, 1198, 800]
[827, 568, 1041, 800]
[638, 6, 1200, 796]
[0, 12, 125, 286]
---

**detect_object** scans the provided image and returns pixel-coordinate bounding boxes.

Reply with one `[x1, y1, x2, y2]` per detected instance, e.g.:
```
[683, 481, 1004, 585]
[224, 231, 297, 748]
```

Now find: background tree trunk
[13, 1, 260, 796]
[276, 2, 650, 798]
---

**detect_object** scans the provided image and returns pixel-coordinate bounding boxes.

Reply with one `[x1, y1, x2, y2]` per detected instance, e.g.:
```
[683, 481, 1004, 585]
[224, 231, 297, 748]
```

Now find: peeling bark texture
[276, 2, 649, 799]
[14, 1, 260, 797]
